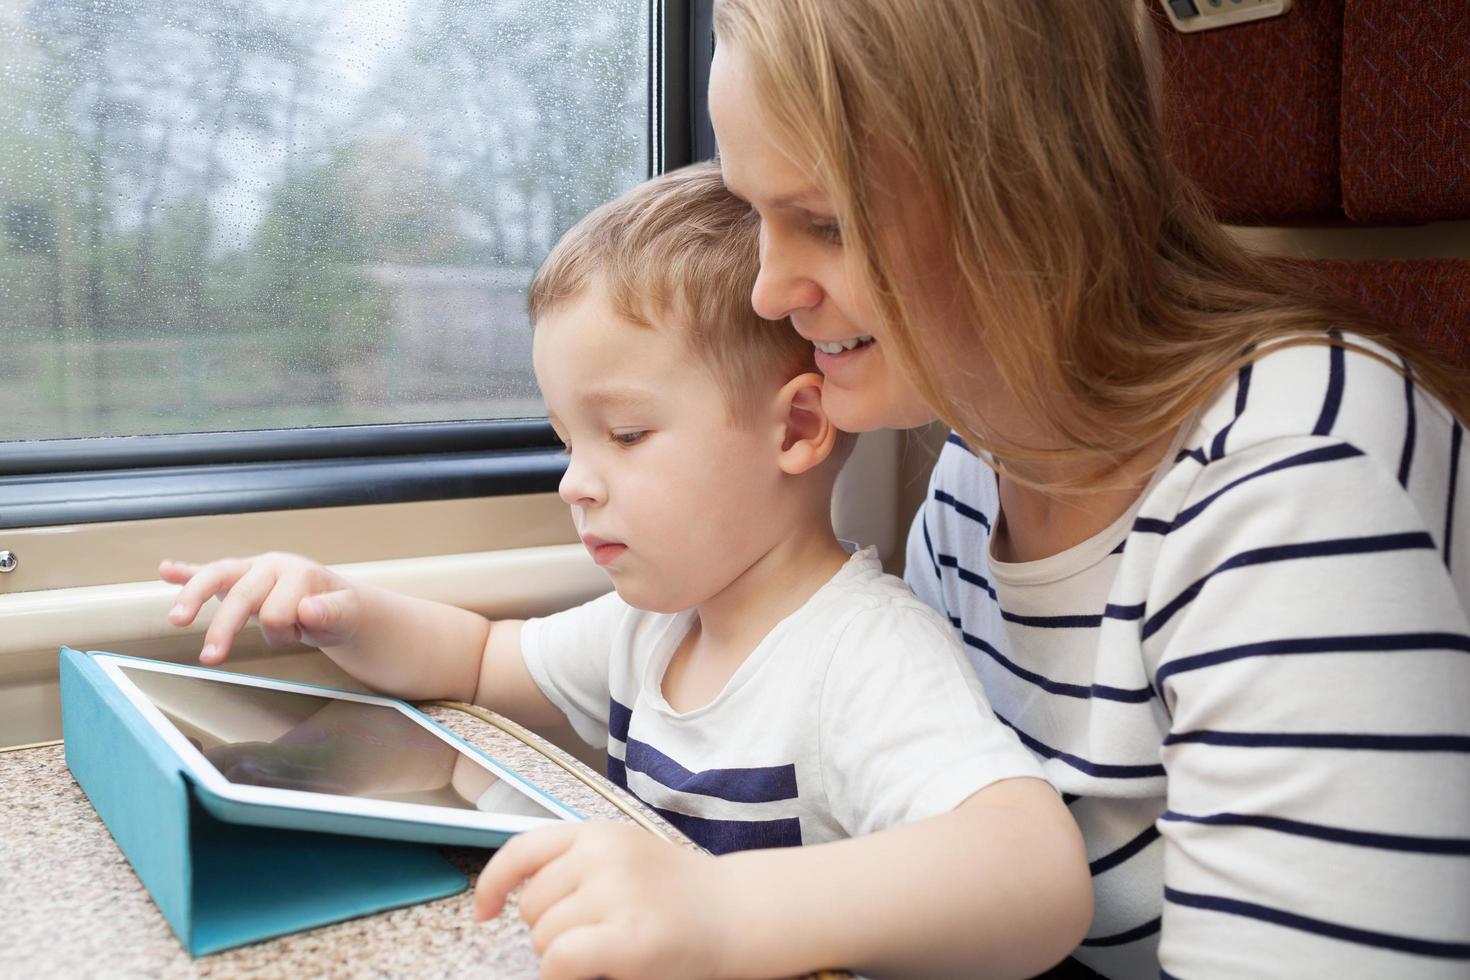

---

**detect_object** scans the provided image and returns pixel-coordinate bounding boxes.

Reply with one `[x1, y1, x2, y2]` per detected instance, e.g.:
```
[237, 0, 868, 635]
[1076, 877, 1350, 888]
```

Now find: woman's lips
[813, 338, 875, 377]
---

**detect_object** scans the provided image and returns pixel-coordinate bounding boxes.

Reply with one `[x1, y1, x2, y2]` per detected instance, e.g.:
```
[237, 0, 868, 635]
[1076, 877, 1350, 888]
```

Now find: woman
[709, 1, 1470, 977]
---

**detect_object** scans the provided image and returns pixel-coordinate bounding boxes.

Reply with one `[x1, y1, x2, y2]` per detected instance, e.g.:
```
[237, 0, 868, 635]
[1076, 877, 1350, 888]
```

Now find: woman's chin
[826, 387, 938, 433]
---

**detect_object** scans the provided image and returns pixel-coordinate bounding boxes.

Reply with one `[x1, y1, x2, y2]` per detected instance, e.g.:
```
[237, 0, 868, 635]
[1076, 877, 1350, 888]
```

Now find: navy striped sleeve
[1145, 437, 1470, 977]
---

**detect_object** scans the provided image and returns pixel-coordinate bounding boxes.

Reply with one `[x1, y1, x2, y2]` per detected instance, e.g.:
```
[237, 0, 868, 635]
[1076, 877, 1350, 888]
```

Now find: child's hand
[474, 822, 734, 980]
[159, 553, 361, 666]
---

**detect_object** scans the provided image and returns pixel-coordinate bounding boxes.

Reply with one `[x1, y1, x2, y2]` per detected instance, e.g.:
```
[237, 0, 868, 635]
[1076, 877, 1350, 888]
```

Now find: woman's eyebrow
[760, 190, 833, 214]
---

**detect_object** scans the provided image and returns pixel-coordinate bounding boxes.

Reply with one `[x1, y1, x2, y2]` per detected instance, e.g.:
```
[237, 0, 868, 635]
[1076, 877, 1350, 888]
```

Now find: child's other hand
[474, 822, 733, 980]
[159, 553, 361, 666]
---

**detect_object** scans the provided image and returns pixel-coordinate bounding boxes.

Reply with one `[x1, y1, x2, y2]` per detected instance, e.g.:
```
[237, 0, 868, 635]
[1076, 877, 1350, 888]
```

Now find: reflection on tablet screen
[119, 667, 560, 820]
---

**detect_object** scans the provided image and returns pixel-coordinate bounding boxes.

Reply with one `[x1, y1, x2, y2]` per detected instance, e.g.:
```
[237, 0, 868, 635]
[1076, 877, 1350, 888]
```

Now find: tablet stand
[59, 647, 468, 956]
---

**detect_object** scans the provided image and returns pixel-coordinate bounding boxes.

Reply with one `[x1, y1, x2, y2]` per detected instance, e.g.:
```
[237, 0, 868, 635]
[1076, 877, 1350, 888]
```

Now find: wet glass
[0, 0, 650, 440]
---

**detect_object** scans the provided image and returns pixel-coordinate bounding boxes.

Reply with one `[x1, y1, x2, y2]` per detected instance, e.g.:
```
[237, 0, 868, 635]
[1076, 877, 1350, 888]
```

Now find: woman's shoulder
[1147, 332, 1467, 582]
[1182, 331, 1458, 474]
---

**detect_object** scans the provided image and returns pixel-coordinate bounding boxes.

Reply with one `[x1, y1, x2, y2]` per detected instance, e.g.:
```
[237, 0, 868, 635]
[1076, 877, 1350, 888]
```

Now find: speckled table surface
[0, 704, 693, 979]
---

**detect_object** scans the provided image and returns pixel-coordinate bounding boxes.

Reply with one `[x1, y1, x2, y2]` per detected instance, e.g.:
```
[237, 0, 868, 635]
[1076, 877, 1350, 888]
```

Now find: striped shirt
[907, 335, 1470, 979]
[522, 547, 1043, 855]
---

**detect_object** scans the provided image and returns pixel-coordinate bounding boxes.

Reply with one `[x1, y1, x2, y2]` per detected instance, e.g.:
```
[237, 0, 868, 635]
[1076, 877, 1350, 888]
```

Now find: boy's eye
[612, 430, 647, 447]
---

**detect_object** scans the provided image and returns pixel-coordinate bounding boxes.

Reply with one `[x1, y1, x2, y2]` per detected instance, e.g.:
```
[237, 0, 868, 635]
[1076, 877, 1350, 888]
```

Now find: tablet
[93, 653, 581, 848]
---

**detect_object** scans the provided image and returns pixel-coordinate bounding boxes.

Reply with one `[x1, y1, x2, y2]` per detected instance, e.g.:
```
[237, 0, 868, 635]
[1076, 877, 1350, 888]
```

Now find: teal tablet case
[59, 646, 471, 956]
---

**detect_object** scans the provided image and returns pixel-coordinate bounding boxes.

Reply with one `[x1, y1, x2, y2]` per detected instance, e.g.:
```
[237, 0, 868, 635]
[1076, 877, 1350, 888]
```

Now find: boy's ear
[773, 372, 837, 476]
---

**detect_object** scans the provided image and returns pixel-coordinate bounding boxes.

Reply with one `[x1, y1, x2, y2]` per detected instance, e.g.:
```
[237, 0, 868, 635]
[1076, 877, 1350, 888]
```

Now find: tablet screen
[119, 666, 561, 820]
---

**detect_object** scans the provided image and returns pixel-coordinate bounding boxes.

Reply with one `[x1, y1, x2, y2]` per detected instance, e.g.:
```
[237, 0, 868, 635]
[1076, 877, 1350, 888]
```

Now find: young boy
[161, 163, 1089, 979]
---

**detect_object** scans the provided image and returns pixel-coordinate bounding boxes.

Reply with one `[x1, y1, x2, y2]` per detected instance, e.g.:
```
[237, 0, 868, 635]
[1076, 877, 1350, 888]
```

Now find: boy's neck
[700, 520, 849, 648]
[661, 516, 849, 713]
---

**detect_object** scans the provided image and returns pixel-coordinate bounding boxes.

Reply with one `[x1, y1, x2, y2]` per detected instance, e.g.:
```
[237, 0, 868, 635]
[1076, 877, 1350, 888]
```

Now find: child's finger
[528, 888, 602, 959]
[256, 575, 307, 649]
[165, 558, 251, 627]
[157, 559, 202, 586]
[473, 824, 581, 922]
[297, 588, 361, 647]
[199, 565, 279, 665]
[515, 851, 584, 929]
[538, 923, 626, 980]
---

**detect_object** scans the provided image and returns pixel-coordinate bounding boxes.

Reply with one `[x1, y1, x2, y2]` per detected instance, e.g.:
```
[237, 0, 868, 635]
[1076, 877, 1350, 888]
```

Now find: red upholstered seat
[1150, 0, 1470, 370]
[1304, 258, 1470, 368]
[1341, 3, 1470, 224]
[1152, 0, 1344, 224]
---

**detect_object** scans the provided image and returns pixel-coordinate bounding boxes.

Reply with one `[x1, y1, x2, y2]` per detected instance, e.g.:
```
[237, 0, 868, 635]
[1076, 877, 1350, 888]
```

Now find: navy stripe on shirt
[1160, 809, 1470, 855]
[622, 738, 799, 804]
[1447, 420, 1462, 568]
[1164, 886, 1470, 959]
[1173, 443, 1364, 533]
[1210, 364, 1253, 461]
[1002, 610, 1105, 629]
[937, 553, 997, 599]
[652, 806, 802, 855]
[1140, 532, 1437, 641]
[1153, 630, 1470, 688]
[951, 617, 1154, 703]
[921, 511, 941, 579]
[1131, 443, 1364, 538]
[1397, 364, 1416, 488]
[1176, 446, 1208, 467]
[938, 552, 1142, 628]
[1312, 333, 1346, 437]
[946, 431, 975, 454]
[608, 697, 633, 742]
[1002, 604, 1144, 630]
[607, 757, 802, 855]
[1163, 730, 1470, 752]
[934, 488, 992, 531]
[996, 712, 1166, 778]
[1089, 823, 1161, 876]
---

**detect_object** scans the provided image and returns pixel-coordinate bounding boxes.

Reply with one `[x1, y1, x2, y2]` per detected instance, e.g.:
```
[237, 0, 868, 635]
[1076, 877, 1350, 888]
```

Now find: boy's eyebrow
[580, 386, 658, 411]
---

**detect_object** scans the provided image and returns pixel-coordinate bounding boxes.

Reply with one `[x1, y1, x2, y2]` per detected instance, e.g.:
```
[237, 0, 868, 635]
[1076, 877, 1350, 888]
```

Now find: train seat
[1150, 0, 1470, 368]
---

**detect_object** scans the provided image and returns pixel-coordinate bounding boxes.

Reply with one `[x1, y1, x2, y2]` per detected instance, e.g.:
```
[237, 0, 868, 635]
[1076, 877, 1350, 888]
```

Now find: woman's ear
[773, 372, 837, 476]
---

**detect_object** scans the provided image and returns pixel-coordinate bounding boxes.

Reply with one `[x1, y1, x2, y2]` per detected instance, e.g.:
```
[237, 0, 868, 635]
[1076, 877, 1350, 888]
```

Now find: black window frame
[0, 0, 717, 531]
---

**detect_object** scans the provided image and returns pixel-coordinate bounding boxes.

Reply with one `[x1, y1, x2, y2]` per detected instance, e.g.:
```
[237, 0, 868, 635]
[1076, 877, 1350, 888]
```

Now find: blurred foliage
[0, 0, 647, 438]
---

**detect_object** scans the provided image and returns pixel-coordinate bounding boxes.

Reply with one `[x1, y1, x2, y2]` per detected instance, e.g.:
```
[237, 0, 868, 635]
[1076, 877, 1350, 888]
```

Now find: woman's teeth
[813, 336, 873, 355]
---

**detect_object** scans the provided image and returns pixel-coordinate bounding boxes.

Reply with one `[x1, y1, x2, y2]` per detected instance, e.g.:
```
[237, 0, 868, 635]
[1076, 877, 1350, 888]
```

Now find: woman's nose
[751, 228, 823, 321]
[558, 453, 605, 508]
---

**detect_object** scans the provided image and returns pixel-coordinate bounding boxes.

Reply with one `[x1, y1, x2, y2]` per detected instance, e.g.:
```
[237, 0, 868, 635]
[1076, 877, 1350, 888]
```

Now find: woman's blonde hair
[530, 161, 813, 417]
[714, 0, 1468, 488]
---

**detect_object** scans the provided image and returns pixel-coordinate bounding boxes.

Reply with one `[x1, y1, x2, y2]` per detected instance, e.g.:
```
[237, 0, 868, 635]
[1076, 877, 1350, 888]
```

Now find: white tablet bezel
[93, 653, 581, 833]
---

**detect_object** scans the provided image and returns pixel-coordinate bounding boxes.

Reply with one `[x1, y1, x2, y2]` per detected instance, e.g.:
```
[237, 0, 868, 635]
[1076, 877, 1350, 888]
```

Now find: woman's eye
[612, 431, 647, 447]
[809, 219, 842, 245]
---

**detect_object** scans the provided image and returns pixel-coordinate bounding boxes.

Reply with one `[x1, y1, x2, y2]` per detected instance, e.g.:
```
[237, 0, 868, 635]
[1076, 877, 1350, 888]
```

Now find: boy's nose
[558, 455, 605, 508]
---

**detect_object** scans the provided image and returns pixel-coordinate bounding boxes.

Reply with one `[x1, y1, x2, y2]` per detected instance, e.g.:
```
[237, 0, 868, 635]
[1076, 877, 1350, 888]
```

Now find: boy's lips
[581, 535, 627, 566]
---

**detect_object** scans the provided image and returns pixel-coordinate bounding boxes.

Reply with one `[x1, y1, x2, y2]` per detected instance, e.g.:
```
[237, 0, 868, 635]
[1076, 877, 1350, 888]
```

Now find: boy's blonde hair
[529, 161, 815, 417]
[714, 0, 1468, 489]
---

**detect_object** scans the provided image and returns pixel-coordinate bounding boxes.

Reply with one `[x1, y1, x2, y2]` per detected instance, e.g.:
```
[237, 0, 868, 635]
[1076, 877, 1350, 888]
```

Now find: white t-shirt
[521, 546, 1043, 855]
[908, 334, 1470, 979]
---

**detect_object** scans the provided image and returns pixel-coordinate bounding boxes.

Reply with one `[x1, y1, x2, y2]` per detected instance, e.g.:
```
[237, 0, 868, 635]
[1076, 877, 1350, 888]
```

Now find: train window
[2, 0, 651, 440]
[0, 0, 701, 527]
